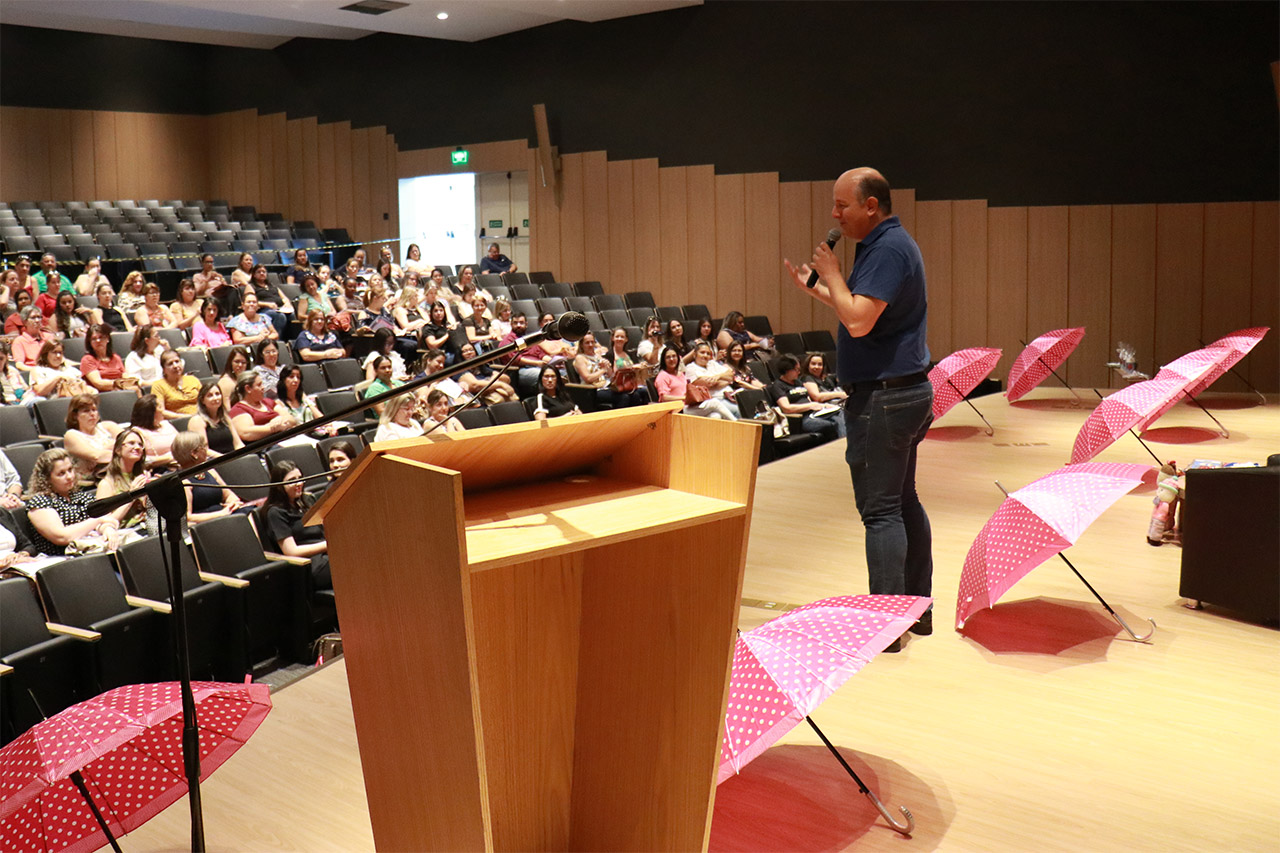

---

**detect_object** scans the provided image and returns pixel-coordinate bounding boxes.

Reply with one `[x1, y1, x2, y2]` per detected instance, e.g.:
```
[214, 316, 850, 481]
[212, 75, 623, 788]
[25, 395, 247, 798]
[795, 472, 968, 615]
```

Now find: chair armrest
[264, 551, 311, 566]
[125, 595, 172, 614]
[0, 663, 13, 676]
[198, 571, 250, 589]
[46, 622, 102, 641]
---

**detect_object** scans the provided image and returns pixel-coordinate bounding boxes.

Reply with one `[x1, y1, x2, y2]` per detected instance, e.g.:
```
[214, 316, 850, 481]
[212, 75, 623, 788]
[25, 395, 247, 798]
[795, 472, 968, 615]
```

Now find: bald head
[832, 168, 893, 241]
[838, 168, 893, 215]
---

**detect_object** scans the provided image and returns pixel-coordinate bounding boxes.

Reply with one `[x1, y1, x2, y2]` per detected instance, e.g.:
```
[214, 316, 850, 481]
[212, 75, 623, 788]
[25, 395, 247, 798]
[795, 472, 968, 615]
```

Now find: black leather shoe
[883, 637, 902, 653]
[909, 609, 932, 636]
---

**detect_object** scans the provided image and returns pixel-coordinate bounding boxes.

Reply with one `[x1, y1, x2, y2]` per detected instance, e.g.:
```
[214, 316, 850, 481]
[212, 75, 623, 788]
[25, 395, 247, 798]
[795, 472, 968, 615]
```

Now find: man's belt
[841, 372, 930, 394]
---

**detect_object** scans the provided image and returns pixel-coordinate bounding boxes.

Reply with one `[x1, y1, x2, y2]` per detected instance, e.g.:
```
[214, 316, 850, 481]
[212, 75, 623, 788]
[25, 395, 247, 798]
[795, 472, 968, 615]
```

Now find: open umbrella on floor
[1137, 347, 1233, 436]
[1197, 327, 1271, 404]
[1, 681, 271, 853]
[955, 462, 1158, 642]
[1071, 378, 1186, 466]
[1006, 327, 1086, 403]
[719, 594, 931, 835]
[928, 347, 1003, 434]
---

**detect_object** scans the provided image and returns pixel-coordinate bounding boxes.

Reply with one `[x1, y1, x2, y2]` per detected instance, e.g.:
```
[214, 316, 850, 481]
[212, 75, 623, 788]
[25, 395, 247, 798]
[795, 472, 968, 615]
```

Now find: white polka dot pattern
[1131, 348, 1229, 433]
[928, 347, 1003, 420]
[718, 594, 931, 784]
[1070, 378, 1186, 464]
[1006, 327, 1086, 402]
[0, 681, 272, 853]
[955, 462, 1155, 629]
[1190, 327, 1269, 399]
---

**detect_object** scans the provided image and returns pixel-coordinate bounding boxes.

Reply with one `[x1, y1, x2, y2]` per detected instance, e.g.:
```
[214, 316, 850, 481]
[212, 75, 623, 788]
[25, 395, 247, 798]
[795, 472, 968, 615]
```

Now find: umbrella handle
[864, 789, 916, 836]
[1112, 611, 1157, 643]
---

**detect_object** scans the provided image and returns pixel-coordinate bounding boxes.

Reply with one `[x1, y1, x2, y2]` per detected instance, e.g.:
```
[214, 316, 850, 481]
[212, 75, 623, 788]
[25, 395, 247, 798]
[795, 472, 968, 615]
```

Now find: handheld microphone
[542, 311, 590, 342]
[806, 228, 843, 288]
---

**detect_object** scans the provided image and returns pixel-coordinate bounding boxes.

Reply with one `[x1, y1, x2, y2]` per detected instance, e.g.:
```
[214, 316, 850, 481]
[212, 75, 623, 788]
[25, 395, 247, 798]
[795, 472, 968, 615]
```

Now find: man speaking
[784, 168, 934, 648]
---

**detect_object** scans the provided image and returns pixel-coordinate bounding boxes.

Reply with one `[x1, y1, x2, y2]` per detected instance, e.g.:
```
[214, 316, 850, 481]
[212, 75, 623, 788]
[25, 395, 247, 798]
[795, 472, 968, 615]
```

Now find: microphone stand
[84, 324, 565, 851]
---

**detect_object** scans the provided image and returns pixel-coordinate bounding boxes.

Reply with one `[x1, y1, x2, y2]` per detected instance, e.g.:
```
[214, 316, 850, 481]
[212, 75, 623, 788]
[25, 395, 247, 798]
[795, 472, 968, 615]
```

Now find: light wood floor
[127, 389, 1279, 852]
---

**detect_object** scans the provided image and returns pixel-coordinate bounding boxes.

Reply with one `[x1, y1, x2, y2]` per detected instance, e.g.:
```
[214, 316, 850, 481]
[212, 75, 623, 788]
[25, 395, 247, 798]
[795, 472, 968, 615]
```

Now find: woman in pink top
[190, 299, 232, 348]
[12, 306, 55, 369]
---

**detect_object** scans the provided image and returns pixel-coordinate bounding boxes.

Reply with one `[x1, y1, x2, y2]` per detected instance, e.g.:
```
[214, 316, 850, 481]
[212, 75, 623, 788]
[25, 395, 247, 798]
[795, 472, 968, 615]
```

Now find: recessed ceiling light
[437, 11, 449, 20]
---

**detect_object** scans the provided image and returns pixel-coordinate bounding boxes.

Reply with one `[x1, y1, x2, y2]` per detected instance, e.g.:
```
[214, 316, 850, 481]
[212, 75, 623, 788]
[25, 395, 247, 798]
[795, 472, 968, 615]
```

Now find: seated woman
[5, 290, 34, 336]
[229, 371, 298, 442]
[169, 278, 203, 332]
[116, 271, 149, 316]
[0, 506, 39, 571]
[151, 348, 202, 418]
[285, 248, 314, 287]
[724, 340, 767, 393]
[48, 291, 92, 340]
[799, 352, 848, 406]
[421, 349, 470, 407]
[172, 431, 245, 524]
[193, 254, 229, 303]
[374, 391, 424, 442]
[326, 440, 359, 475]
[418, 301, 456, 362]
[132, 283, 176, 330]
[230, 252, 255, 292]
[62, 394, 121, 485]
[90, 281, 130, 332]
[189, 377, 242, 455]
[216, 346, 253, 404]
[264, 460, 331, 590]
[422, 388, 465, 434]
[362, 328, 409, 383]
[294, 310, 345, 363]
[25, 448, 130, 556]
[227, 292, 278, 348]
[454, 341, 517, 404]
[13, 305, 56, 369]
[604, 327, 652, 407]
[73, 257, 111, 296]
[123, 325, 167, 391]
[654, 345, 737, 420]
[276, 365, 321, 423]
[716, 311, 771, 357]
[402, 243, 430, 276]
[189, 299, 232, 348]
[80, 323, 135, 393]
[295, 273, 336, 318]
[489, 298, 513, 341]
[635, 316, 665, 367]
[464, 295, 501, 352]
[0, 340, 38, 406]
[95, 428, 152, 530]
[531, 365, 581, 420]
[242, 264, 290, 335]
[362, 354, 403, 416]
[683, 342, 740, 419]
[254, 339, 284, 399]
[129, 393, 179, 468]
[456, 266, 492, 302]
[30, 341, 92, 399]
[393, 285, 430, 340]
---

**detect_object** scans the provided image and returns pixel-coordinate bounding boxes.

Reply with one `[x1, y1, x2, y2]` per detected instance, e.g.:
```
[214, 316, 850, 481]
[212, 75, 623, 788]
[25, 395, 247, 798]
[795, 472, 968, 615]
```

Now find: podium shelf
[463, 474, 746, 572]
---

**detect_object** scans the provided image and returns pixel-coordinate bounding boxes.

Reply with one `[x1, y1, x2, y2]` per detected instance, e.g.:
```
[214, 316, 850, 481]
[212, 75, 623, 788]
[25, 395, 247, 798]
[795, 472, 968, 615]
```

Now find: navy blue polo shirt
[835, 216, 930, 383]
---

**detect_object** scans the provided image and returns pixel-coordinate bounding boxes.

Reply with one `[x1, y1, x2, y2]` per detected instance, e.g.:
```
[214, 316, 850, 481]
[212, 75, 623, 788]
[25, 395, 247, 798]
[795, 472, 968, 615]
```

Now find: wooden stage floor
[128, 390, 1279, 852]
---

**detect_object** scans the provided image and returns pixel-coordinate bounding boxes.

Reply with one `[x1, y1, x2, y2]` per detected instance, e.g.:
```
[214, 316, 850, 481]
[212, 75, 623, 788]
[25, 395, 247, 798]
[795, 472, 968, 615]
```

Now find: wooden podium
[307, 403, 760, 851]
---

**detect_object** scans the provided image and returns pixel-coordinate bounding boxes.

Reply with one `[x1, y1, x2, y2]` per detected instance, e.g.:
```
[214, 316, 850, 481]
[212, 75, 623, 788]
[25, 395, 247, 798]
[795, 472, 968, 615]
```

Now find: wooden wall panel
[606, 160, 636, 295]
[914, 200, 953, 359]
[257, 112, 278, 214]
[69, 110, 97, 200]
[396, 139, 528, 178]
[367, 127, 389, 243]
[950, 199, 988, 350]
[46, 111, 75, 202]
[317, 121, 336, 230]
[533, 156, 561, 280]
[658, 166, 690, 309]
[1249, 202, 1279, 392]
[1066, 205, 1113, 388]
[237, 113, 258, 212]
[301, 117, 320, 224]
[1026, 206, 1070, 346]
[777, 181, 814, 336]
[350, 128, 372, 248]
[632, 158, 661, 299]
[286, 119, 305, 222]
[385, 135, 399, 250]
[0, 108, 34, 199]
[267, 113, 288, 216]
[92, 110, 120, 201]
[1154, 204, 1204, 370]
[684, 165, 716, 313]
[714, 173, 746, 317]
[743, 172, 780, 326]
[896, 188, 917, 237]
[558, 153, 587, 283]
[114, 111, 140, 201]
[1110, 205, 1158, 386]
[987, 206, 1029, 385]
[332, 121, 353, 237]
[808, 181, 835, 334]
[1199, 202, 1254, 391]
[581, 151, 610, 285]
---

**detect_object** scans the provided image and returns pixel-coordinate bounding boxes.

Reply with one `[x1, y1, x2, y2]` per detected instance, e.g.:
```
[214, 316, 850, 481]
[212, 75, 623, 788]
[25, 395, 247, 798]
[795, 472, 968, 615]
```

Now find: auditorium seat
[744, 315, 773, 337]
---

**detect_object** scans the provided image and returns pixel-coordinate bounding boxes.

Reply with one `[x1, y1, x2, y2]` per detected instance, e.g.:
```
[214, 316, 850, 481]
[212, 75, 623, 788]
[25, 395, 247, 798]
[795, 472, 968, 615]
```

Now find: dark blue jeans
[843, 379, 934, 597]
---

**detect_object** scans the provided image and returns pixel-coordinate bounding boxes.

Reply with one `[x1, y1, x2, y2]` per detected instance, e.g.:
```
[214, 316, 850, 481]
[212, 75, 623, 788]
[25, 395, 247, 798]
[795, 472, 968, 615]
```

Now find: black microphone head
[826, 227, 843, 245]
[547, 311, 590, 342]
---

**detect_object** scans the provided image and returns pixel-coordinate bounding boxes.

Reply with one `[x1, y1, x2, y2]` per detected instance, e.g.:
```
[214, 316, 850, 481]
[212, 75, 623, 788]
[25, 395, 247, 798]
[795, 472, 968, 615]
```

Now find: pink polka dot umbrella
[719, 594, 931, 835]
[955, 462, 1158, 642]
[0, 681, 271, 853]
[1071, 378, 1187, 466]
[1137, 347, 1233, 437]
[1006, 327, 1086, 403]
[1199, 327, 1271, 404]
[927, 347, 1003, 434]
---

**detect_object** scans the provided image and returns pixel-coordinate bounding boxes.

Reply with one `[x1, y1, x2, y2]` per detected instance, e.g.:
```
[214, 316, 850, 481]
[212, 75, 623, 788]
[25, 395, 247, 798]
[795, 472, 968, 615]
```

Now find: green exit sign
[451, 148, 469, 166]
[488, 220, 503, 229]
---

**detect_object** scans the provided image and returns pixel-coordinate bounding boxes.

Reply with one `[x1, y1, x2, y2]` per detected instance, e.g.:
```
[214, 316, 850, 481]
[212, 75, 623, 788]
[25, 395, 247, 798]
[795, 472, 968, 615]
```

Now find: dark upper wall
[3, 1, 1276, 206]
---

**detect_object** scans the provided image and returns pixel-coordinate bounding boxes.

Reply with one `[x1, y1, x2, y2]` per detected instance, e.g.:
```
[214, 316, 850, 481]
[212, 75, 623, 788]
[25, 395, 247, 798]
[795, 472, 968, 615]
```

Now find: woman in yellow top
[151, 349, 202, 418]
